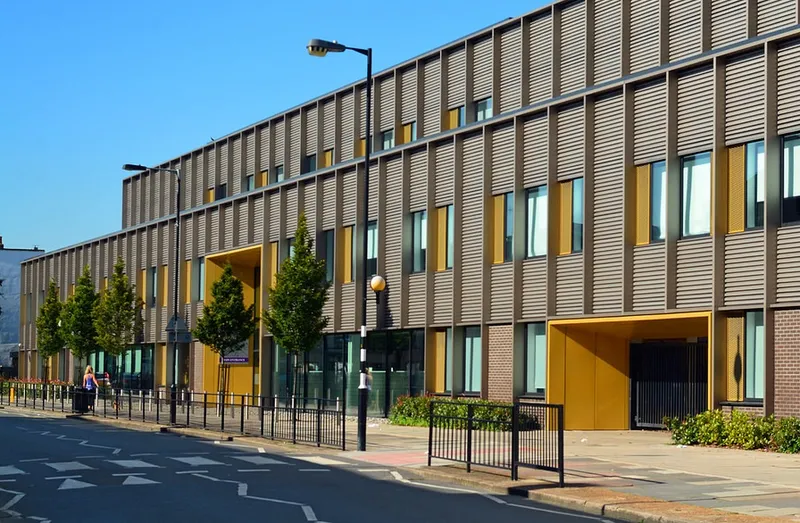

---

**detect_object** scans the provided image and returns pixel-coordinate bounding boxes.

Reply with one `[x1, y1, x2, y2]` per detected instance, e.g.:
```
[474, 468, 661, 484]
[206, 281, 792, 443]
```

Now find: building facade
[18, 0, 800, 427]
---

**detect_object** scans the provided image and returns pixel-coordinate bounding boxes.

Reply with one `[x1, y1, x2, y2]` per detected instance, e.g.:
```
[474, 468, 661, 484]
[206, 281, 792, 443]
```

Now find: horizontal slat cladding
[207, 148, 216, 187]
[220, 143, 229, 188]
[341, 92, 354, 162]
[322, 99, 335, 150]
[303, 180, 316, 239]
[633, 80, 667, 163]
[197, 212, 206, 256]
[777, 41, 800, 135]
[253, 195, 264, 242]
[725, 52, 765, 145]
[369, 161, 379, 221]
[274, 119, 285, 169]
[472, 36, 493, 100]
[529, 13, 553, 104]
[490, 264, 513, 322]
[322, 175, 336, 229]
[223, 204, 234, 250]
[676, 237, 713, 308]
[143, 174, 151, 220]
[409, 149, 427, 211]
[232, 137, 242, 194]
[360, 85, 368, 138]
[433, 271, 453, 325]
[269, 192, 281, 242]
[757, 0, 796, 34]
[258, 126, 269, 170]
[447, 46, 467, 108]
[724, 231, 764, 307]
[592, 94, 624, 314]
[245, 132, 255, 175]
[435, 141, 455, 206]
[677, 67, 714, 155]
[183, 157, 193, 210]
[632, 243, 666, 310]
[285, 186, 298, 237]
[491, 123, 515, 194]
[593, 0, 622, 84]
[153, 173, 161, 220]
[210, 209, 220, 252]
[556, 255, 584, 316]
[557, 104, 584, 181]
[712, 0, 748, 48]
[559, 1, 586, 94]
[342, 170, 357, 224]
[776, 226, 800, 303]
[379, 75, 395, 131]
[401, 67, 417, 123]
[630, 0, 660, 73]
[499, 24, 522, 114]
[139, 230, 146, 269]
[305, 106, 317, 154]
[670, 0, 702, 61]
[340, 283, 355, 329]
[124, 181, 132, 227]
[184, 215, 194, 260]
[407, 273, 426, 327]
[460, 135, 483, 323]
[322, 288, 334, 332]
[160, 225, 169, 261]
[385, 158, 403, 326]
[522, 114, 548, 187]
[423, 58, 441, 136]
[288, 113, 301, 176]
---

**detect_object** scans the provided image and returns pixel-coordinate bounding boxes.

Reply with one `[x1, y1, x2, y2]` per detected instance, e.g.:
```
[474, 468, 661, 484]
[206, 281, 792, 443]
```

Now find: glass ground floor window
[88, 344, 154, 391]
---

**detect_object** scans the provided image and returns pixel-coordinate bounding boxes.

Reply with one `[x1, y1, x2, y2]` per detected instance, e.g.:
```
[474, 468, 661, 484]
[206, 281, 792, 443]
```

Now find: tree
[61, 266, 99, 377]
[262, 213, 330, 399]
[192, 263, 257, 396]
[36, 279, 64, 382]
[94, 257, 143, 384]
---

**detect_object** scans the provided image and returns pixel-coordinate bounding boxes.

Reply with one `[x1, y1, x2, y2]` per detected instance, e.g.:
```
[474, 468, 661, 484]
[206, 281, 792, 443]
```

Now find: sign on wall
[223, 340, 249, 364]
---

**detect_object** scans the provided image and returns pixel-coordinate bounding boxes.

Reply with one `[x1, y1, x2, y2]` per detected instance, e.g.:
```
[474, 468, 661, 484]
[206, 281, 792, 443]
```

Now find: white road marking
[130, 453, 158, 457]
[45, 461, 94, 473]
[302, 506, 317, 521]
[688, 479, 743, 486]
[107, 460, 161, 469]
[237, 469, 271, 473]
[295, 456, 349, 466]
[18, 458, 48, 463]
[181, 451, 210, 455]
[169, 456, 225, 467]
[0, 487, 25, 511]
[0, 466, 26, 476]
[112, 473, 146, 477]
[45, 476, 82, 480]
[257, 447, 266, 453]
[299, 469, 330, 472]
[0, 479, 16, 483]
[176, 470, 207, 475]
[74, 455, 103, 459]
[122, 475, 160, 486]
[57, 478, 95, 490]
[231, 456, 290, 466]
[357, 468, 391, 473]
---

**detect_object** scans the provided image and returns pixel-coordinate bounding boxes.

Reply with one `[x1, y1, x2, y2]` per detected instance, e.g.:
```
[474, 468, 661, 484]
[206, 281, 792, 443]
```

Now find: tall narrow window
[650, 161, 667, 241]
[504, 192, 514, 261]
[193, 258, 205, 301]
[317, 230, 335, 283]
[322, 149, 334, 168]
[246, 174, 255, 192]
[381, 129, 395, 150]
[746, 141, 765, 229]
[745, 310, 764, 401]
[402, 122, 417, 144]
[342, 226, 355, 283]
[681, 152, 712, 237]
[475, 97, 493, 122]
[436, 205, 454, 270]
[366, 220, 378, 277]
[447, 106, 466, 130]
[492, 193, 514, 263]
[148, 267, 157, 307]
[526, 186, 547, 257]
[215, 184, 227, 200]
[445, 327, 453, 392]
[259, 169, 268, 187]
[782, 135, 800, 224]
[525, 323, 546, 396]
[303, 154, 317, 174]
[411, 210, 427, 273]
[275, 165, 285, 183]
[446, 204, 454, 269]
[572, 178, 584, 253]
[434, 328, 453, 393]
[286, 238, 296, 260]
[463, 327, 482, 394]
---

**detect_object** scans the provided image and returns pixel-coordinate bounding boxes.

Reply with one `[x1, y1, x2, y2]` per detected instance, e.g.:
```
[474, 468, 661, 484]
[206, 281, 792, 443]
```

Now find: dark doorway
[630, 339, 708, 429]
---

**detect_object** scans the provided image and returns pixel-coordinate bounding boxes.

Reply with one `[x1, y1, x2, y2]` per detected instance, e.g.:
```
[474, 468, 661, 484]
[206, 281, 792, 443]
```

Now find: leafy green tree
[192, 263, 257, 395]
[61, 266, 99, 377]
[262, 213, 330, 398]
[36, 279, 64, 383]
[94, 257, 143, 383]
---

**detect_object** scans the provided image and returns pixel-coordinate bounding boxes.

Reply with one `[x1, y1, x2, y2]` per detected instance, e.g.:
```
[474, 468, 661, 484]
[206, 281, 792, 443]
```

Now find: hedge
[665, 410, 800, 453]
[388, 395, 541, 431]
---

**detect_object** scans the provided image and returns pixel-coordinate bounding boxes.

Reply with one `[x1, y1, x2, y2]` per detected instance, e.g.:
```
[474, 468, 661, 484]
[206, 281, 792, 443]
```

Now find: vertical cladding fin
[379, 75, 395, 131]
[143, 174, 152, 221]
[592, 93, 624, 314]
[555, 254, 584, 315]
[407, 274, 427, 326]
[711, 0, 748, 48]
[447, 46, 467, 108]
[669, 0, 703, 61]
[359, 84, 369, 139]
[124, 180, 132, 228]
[472, 36, 493, 100]
[559, 0, 586, 94]
[274, 119, 285, 169]
[237, 201, 247, 247]
[633, 80, 667, 164]
[677, 66, 714, 155]
[385, 157, 403, 326]
[632, 243, 666, 310]
[369, 161, 379, 222]
[210, 208, 220, 252]
[724, 231, 764, 307]
[499, 24, 522, 114]
[725, 52, 765, 145]
[258, 125, 270, 172]
[423, 58, 441, 136]
[490, 264, 513, 322]
[629, 0, 661, 73]
[285, 186, 298, 238]
[757, 0, 797, 34]
[322, 99, 336, 150]
[522, 114, 548, 187]
[197, 212, 207, 256]
[183, 156, 193, 210]
[195, 152, 205, 207]
[460, 134, 484, 323]
[153, 172, 161, 220]
[288, 113, 301, 176]
[521, 258, 547, 318]
[341, 92, 355, 161]
[305, 105, 318, 154]
[184, 214, 194, 260]
[342, 169, 357, 224]
[777, 40, 800, 135]
[593, 0, 622, 84]
[401, 66, 417, 124]
[409, 148, 428, 211]
[675, 237, 713, 308]
[321, 175, 337, 230]
[269, 191, 281, 242]
[232, 137, 242, 194]
[207, 148, 216, 187]
[435, 141, 455, 206]
[557, 103, 585, 181]
[245, 131, 255, 175]
[303, 180, 316, 238]
[528, 13, 553, 104]
[491, 123, 515, 194]
[220, 142, 229, 187]
[253, 195, 264, 242]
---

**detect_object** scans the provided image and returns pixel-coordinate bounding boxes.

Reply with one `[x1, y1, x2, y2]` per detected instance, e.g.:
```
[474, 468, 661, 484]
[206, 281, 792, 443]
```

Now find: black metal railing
[0, 381, 346, 450]
[427, 400, 564, 486]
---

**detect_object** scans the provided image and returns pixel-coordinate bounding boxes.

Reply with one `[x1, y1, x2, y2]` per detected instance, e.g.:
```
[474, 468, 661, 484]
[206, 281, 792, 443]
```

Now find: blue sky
[0, 0, 545, 252]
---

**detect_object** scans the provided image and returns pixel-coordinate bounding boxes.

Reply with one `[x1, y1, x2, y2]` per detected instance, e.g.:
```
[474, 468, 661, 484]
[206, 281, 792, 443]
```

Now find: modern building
[18, 0, 800, 428]
[0, 237, 43, 376]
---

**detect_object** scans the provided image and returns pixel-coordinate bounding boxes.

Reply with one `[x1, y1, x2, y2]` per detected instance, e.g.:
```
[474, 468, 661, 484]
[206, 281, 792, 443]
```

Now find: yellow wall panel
[447, 108, 459, 130]
[728, 145, 745, 234]
[436, 207, 447, 271]
[259, 171, 267, 188]
[594, 333, 629, 430]
[140, 269, 146, 306]
[269, 242, 278, 288]
[726, 316, 745, 402]
[434, 331, 446, 392]
[546, 325, 566, 406]
[564, 328, 597, 430]
[207, 188, 215, 203]
[635, 164, 651, 245]
[102, 277, 108, 293]
[342, 227, 353, 283]
[322, 149, 333, 168]
[184, 261, 192, 303]
[356, 139, 366, 158]
[492, 194, 504, 264]
[559, 181, 573, 255]
[402, 123, 413, 144]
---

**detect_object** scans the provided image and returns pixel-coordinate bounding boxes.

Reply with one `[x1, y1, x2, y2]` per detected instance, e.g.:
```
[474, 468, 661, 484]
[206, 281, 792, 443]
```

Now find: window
[681, 152, 712, 237]
[447, 106, 466, 130]
[745, 310, 764, 401]
[259, 169, 268, 187]
[475, 97, 493, 122]
[435, 205, 454, 270]
[783, 135, 800, 224]
[342, 226, 355, 283]
[526, 186, 547, 257]
[274, 165, 285, 183]
[411, 210, 427, 273]
[147, 267, 157, 307]
[572, 178, 583, 252]
[525, 323, 546, 396]
[492, 193, 513, 263]
[246, 174, 255, 192]
[191, 258, 205, 301]
[558, 179, 584, 255]
[286, 238, 296, 260]
[463, 327, 482, 394]
[303, 154, 317, 174]
[321, 149, 334, 168]
[402, 122, 417, 144]
[650, 162, 666, 241]
[215, 183, 228, 200]
[317, 230, 335, 283]
[746, 142, 765, 229]
[366, 220, 378, 277]
[381, 129, 395, 150]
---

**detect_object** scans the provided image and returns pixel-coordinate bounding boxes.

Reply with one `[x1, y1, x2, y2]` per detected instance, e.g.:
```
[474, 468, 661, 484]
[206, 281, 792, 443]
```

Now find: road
[0, 409, 621, 523]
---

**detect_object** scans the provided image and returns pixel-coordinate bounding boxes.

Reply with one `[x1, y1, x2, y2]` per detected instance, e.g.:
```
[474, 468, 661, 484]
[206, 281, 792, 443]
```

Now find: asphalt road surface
[0, 408, 621, 523]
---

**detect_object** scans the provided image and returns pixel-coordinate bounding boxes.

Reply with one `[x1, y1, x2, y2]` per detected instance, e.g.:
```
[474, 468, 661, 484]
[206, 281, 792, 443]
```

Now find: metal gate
[630, 340, 708, 429]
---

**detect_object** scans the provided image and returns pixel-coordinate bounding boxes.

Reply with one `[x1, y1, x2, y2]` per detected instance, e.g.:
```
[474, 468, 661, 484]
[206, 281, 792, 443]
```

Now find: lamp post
[122, 163, 183, 425]
[307, 37, 373, 451]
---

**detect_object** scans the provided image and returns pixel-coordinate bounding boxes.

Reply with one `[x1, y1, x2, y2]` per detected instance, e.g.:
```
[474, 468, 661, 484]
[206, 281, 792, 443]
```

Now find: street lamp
[308, 37, 373, 452]
[122, 163, 184, 425]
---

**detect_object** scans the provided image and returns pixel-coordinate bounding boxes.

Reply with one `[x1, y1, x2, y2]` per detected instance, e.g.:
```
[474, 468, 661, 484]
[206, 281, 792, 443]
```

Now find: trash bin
[72, 387, 88, 414]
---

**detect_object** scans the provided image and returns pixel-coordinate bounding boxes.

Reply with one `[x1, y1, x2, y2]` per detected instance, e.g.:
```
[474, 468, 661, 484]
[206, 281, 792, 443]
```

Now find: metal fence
[428, 400, 564, 486]
[0, 381, 346, 450]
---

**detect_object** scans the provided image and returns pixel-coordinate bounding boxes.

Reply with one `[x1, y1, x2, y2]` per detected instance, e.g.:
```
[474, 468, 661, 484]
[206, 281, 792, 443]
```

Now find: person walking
[83, 365, 99, 412]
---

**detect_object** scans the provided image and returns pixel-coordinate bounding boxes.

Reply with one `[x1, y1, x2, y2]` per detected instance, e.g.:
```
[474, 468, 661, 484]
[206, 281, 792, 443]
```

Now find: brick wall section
[487, 325, 514, 402]
[774, 309, 800, 418]
[721, 404, 764, 417]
